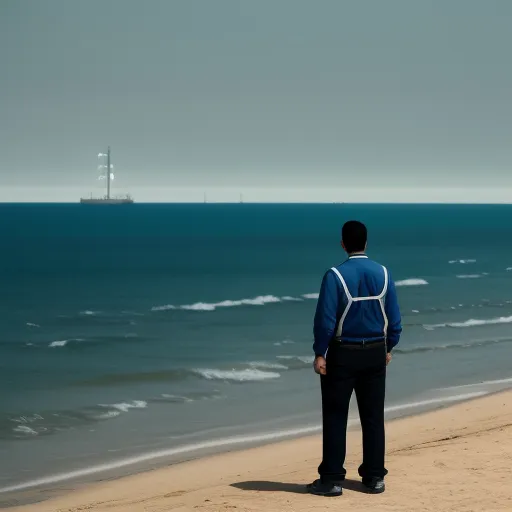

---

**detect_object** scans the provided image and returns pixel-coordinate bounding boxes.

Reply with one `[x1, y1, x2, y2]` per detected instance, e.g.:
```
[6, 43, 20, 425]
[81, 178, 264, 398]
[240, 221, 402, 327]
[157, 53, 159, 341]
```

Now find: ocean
[1, 203, 512, 497]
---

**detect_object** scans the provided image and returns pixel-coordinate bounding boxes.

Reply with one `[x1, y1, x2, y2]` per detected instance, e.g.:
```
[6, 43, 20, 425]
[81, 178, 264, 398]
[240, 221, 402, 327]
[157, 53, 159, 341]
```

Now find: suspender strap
[330, 265, 389, 339]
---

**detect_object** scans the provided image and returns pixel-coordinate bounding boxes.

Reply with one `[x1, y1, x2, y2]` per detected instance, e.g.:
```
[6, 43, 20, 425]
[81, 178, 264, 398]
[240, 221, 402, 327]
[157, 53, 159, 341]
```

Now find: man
[307, 220, 402, 497]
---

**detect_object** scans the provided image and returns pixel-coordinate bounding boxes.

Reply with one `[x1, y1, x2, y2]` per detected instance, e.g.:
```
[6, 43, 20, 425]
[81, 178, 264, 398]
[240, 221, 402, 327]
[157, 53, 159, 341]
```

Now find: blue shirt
[313, 254, 402, 357]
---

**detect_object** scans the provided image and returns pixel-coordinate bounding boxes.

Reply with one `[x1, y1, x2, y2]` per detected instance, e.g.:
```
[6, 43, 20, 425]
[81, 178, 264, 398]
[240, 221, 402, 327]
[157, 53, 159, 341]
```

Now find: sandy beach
[2, 390, 511, 512]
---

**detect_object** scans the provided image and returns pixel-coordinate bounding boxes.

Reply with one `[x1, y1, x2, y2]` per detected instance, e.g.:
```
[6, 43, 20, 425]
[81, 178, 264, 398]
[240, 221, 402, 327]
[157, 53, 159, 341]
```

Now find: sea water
[1, 203, 511, 494]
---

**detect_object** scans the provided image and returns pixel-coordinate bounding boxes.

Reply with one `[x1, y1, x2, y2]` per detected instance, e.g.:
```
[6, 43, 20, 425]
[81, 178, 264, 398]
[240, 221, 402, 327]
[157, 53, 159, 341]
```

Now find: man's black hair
[342, 220, 367, 253]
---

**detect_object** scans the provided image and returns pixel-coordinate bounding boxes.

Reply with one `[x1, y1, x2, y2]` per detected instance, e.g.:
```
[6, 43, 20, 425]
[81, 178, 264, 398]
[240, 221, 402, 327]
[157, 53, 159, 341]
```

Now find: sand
[3, 390, 512, 512]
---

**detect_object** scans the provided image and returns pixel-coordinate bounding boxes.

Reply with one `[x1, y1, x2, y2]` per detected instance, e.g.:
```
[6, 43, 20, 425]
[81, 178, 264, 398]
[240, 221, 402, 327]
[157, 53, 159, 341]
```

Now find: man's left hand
[314, 356, 327, 375]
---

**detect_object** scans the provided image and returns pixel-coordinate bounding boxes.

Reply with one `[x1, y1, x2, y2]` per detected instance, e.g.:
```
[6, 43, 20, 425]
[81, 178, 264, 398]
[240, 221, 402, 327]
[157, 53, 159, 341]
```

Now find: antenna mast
[106, 146, 111, 200]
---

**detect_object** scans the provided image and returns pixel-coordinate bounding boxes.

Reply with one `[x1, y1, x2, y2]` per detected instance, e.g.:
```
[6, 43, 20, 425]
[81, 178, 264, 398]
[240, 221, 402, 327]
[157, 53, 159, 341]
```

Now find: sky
[1, 0, 512, 202]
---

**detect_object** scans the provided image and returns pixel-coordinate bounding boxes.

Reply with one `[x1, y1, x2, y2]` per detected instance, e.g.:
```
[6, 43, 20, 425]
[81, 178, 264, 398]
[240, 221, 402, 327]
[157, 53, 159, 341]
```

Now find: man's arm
[312, 270, 340, 357]
[384, 273, 402, 352]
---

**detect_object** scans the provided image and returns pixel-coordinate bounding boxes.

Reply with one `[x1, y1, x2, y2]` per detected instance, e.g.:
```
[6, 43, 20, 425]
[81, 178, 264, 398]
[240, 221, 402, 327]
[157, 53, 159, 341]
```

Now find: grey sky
[1, 0, 512, 200]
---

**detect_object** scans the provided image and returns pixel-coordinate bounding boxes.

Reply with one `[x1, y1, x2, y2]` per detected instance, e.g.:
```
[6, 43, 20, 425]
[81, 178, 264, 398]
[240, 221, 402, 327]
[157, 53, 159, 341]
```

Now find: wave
[449, 259, 476, 264]
[5, 392, 227, 439]
[0, 391, 490, 494]
[152, 295, 287, 312]
[151, 304, 176, 311]
[192, 368, 281, 382]
[12, 425, 38, 436]
[80, 310, 100, 316]
[273, 339, 294, 346]
[407, 299, 512, 318]
[276, 355, 314, 369]
[248, 361, 289, 370]
[395, 278, 428, 287]
[26, 322, 40, 328]
[79, 362, 286, 387]
[48, 340, 68, 348]
[98, 400, 147, 416]
[150, 391, 223, 404]
[183, 295, 282, 311]
[456, 274, 483, 279]
[151, 281, 429, 314]
[4, 335, 141, 351]
[394, 337, 512, 354]
[150, 292, 325, 313]
[48, 338, 86, 348]
[424, 315, 512, 330]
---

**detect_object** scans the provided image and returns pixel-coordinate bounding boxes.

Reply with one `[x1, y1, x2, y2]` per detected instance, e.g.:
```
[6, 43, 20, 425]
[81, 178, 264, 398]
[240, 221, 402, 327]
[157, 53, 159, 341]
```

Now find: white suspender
[331, 265, 389, 339]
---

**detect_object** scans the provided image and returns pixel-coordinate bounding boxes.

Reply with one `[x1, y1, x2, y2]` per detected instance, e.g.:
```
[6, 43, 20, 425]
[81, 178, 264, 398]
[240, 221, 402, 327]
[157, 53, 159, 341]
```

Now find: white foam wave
[0, 391, 489, 494]
[10, 414, 44, 424]
[181, 302, 216, 311]
[248, 361, 289, 370]
[277, 355, 315, 364]
[193, 368, 281, 382]
[151, 304, 176, 312]
[424, 315, 512, 330]
[449, 259, 476, 264]
[412, 309, 419, 313]
[507, 267, 512, 271]
[13, 426, 38, 436]
[184, 295, 282, 311]
[48, 338, 84, 348]
[80, 310, 99, 316]
[153, 295, 285, 312]
[160, 394, 194, 403]
[395, 278, 428, 287]
[150, 291, 338, 312]
[96, 410, 121, 420]
[26, 322, 40, 328]
[49, 340, 68, 348]
[98, 400, 147, 414]
[456, 274, 482, 279]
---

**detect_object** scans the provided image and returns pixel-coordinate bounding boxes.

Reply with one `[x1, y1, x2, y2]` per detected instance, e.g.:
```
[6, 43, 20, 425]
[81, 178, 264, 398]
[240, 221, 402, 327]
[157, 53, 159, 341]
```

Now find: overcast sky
[1, 0, 512, 202]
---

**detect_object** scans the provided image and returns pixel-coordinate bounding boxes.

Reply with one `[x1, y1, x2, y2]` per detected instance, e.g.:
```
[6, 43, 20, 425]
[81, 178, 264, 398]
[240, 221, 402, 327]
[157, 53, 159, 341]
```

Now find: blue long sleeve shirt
[313, 255, 402, 357]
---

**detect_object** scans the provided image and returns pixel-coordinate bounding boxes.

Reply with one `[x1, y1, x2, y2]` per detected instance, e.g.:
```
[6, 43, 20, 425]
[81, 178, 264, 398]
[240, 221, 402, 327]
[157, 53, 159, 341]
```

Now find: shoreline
[2, 388, 511, 511]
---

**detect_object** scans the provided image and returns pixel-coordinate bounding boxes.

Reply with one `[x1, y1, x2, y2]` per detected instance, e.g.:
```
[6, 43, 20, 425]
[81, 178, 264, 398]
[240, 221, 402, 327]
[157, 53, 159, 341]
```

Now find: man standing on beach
[308, 220, 402, 497]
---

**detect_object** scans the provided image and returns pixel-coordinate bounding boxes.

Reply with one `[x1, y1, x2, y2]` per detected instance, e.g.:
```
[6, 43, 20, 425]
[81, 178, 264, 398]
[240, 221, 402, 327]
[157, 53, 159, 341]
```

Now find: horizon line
[1, 201, 512, 206]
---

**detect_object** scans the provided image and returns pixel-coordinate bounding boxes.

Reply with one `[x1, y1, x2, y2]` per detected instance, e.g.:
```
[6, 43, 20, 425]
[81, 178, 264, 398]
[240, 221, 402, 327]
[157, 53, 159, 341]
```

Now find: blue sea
[1, 203, 512, 496]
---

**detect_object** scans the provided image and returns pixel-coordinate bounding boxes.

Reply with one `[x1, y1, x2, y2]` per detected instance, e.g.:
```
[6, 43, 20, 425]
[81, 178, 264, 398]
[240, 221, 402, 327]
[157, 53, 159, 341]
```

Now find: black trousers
[318, 341, 388, 483]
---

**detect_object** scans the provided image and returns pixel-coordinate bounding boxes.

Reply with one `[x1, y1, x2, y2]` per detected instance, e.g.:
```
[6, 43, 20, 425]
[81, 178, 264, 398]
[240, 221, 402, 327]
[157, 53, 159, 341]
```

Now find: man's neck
[348, 251, 366, 257]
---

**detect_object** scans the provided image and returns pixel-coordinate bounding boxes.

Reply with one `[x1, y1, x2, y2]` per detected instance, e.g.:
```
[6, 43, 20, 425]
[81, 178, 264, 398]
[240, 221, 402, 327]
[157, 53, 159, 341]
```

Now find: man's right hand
[386, 352, 392, 365]
[314, 355, 327, 375]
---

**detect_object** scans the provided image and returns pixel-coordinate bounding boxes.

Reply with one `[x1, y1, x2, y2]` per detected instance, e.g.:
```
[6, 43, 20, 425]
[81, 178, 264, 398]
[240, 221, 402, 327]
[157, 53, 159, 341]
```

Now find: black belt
[333, 338, 386, 349]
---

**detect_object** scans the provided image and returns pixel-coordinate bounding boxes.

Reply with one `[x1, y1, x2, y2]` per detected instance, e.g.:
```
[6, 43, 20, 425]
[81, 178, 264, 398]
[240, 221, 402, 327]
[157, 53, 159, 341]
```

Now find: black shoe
[362, 477, 385, 494]
[307, 479, 343, 497]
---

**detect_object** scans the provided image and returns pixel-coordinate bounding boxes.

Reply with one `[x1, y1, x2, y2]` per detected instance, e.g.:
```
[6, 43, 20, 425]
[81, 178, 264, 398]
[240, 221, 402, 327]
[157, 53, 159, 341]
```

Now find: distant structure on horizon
[80, 146, 134, 204]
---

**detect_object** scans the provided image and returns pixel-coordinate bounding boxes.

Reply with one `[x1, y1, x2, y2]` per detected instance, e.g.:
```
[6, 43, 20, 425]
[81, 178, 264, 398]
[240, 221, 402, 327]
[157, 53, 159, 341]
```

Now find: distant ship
[80, 146, 134, 204]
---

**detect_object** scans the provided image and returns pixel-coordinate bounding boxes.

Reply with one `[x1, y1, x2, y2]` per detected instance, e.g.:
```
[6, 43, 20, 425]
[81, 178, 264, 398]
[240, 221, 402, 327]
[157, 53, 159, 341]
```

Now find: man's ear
[341, 241, 346, 251]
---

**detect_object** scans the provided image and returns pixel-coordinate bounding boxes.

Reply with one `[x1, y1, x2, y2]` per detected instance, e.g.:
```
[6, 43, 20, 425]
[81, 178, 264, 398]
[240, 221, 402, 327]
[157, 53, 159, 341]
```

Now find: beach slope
[5, 390, 512, 512]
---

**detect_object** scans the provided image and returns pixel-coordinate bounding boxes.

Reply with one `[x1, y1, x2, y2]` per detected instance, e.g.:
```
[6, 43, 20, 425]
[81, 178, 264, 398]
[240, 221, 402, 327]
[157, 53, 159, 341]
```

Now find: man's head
[341, 220, 367, 254]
